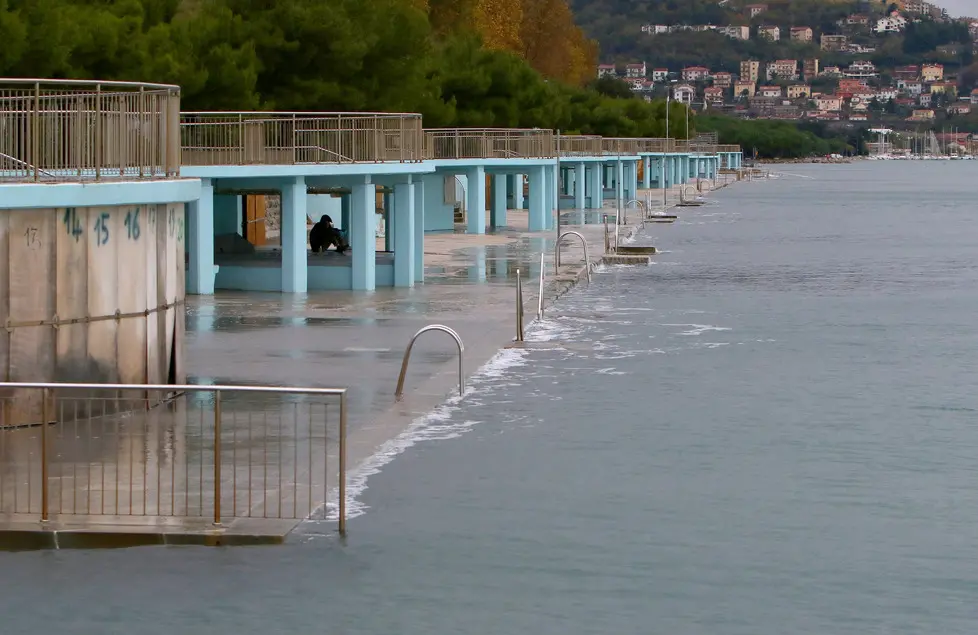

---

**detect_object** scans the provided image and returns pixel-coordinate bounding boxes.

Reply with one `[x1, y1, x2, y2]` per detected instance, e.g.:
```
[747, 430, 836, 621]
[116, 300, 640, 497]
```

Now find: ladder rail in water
[395, 325, 465, 401]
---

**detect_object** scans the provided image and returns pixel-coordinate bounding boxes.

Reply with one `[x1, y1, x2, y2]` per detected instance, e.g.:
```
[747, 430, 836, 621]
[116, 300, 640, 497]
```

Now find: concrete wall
[0, 204, 186, 424]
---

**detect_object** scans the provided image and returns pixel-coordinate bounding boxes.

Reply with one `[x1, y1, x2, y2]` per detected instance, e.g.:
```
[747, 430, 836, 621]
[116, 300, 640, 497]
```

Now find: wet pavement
[0, 178, 735, 546]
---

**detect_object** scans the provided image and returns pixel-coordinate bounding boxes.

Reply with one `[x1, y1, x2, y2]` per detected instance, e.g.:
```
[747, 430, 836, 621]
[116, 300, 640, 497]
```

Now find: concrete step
[615, 245, 657, 255]
[601, 254, 651, 265]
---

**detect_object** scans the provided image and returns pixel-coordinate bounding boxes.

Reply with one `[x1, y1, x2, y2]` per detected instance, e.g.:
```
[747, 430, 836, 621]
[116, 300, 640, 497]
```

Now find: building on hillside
[758, 85, 783, 98]
[759, 25, 781, 41]
[624, 62, 647, 78]
[894, 65, 920, 80]
[822, 65, 842, 77]
[713, 72, 733, 89]
[930, 82, 958, 98]
[787, 85, 812, 99]
[803, 59, 820, 81]
[921, 63, 944, 82]
[740, 60, 761, 83]
[948, 103, 971, 115]
[875, 89, 898, 101]
[919, 93, 932, 107]
[909, 108, 935, 120]
[640, 24, 671, 34]
[718, 26, 750, 40]
[902, 1, 933, 15]
[790, 26, 813, 42]
[846, 14, 871, 27]
[672, 84, 696, 104]
[597, 64, 616, 78]
[845, 60, 878, 78]
[745, 4, 768, 18]
[734, 80, 756, 97]
[899, 80, 924, 95]
[816, 95, 843, 111]
[821, 34, 848, 51]
[839, 78, 868, 93]
[971, 88, 978, 104]
[682, 66, 710, 82]
[652, 68, 669, 82]
[704, 86, 725, 105]
[767, 59, 799, 81]
[876, 14, 908, 33]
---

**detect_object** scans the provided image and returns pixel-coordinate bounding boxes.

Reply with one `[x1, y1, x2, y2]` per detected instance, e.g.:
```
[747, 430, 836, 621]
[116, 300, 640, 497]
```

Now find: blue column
[393, 178, 414, 288]
[589, 165, 602, 208]
[281, 176, 308, 293]
[625, 161, 637, 203]
[513, 174, 524, 210]
[642, 157, 651, 189]
[528, 166, 546, 231]
[544, 165, 554, 230]
[615, 160, 624, 211]
[213, 194, 241, 235]
[465, 166, 486, 234]
[490, 174, 507, 228]
[656, 157, 665, 189]
[574, 162, 586, 210]
[187, 178, 215, 295]
[547, 162, 559, 230]
[351, 178, 375, 291]
[416, 175, 433, 283]
[340, 193, 351, 233]
[383, 192, 392, 252]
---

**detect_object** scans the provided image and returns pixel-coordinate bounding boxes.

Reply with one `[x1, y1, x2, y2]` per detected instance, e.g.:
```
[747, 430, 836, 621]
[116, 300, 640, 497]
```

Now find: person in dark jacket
[309, 215, 349, 254]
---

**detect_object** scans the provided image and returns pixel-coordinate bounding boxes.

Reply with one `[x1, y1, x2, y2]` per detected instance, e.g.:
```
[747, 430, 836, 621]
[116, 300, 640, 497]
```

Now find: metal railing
[0, 382, 348, 534]
[536, 252, 546, 319]
[717, 144, 741, 152]
[515, 269, 525, 342]
[424, 128, 556, 160]
[558, 135, 603, 156]
[395, 325, 465, 400]
[555, 231, 592, 283]
[181, 111, 425, 166]
[0, 78, 181, 182]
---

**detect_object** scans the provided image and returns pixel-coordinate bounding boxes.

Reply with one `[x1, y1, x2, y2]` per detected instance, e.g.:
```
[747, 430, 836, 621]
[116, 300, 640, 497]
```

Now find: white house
[625, 62, 647, 78]
[597, 64, 616, 78]
[673, 84, 696, 104]
[652, 68, 669, 82]
[876, 14, 907, 33]
[718, 26, 750, 40]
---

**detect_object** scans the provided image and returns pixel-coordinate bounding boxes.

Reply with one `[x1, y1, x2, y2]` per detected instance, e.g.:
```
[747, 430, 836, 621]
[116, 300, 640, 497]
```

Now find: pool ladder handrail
[537, 252, 545, 319]
[554, 231, 592, 284]
[515, 269, 525, 342]
[395, 325, 465, 401]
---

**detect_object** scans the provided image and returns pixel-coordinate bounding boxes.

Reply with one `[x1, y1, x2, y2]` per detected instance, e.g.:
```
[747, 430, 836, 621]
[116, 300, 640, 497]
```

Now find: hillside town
[598, 0, 978, 128]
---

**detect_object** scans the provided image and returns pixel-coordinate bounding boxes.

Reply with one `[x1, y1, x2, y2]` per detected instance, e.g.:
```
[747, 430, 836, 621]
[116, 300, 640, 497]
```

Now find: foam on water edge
[318, 315, 582, 522]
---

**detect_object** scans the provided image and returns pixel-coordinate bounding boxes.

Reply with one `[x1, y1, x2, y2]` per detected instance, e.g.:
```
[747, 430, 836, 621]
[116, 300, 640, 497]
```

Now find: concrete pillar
[588, 165, 602, 209]
[543, 164, 560, 229]
[281, 176, 308, 293]
[465, 166, 486, 234]
[528, 166, 546, 232]
[340, 193, 351, 232]
[615, 160, 624, 211]
[383, 192, 392, 252]
[656, 157, 665, 189]
[490, 174, 507, 229]
[351, 178, 375, 291]
[642, 157, 651, 189]
[187, 178, 215, 295]
[574, 162, 586, 210]
[625, 161, 636, 203]
[416, 175, 433, 283]
[213, 194, 241, 235]
[393, 178, 414, 288]
[513, 174, 524, 210]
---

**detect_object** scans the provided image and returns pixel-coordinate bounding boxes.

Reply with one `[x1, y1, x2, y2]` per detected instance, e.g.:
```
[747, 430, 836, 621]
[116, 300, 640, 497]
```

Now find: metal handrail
[0, 380, 348, 535]
[395, 325, 465, 400]
[515, 269, 525, 342]
[537, 252, 546, 319]
[554, 231, 592, 283]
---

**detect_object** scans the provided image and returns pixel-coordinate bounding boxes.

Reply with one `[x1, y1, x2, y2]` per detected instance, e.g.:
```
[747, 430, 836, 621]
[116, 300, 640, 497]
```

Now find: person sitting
[309, 215, 349, 254]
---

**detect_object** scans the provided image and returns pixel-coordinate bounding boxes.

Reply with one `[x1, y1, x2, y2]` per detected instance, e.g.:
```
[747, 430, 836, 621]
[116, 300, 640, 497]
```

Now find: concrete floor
[0, 177, 737, 546]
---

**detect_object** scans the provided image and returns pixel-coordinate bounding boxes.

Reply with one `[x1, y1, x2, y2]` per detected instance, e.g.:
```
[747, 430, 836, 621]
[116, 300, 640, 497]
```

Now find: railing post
[603, 214, 610, 253]
[213, 389, 222, 526]
[40, 387, 50, 522]
[32, 82, 39, 182]
[515, 268, 524, 342]
[95, 84, 103, 180]
[339, 392, 347, 537]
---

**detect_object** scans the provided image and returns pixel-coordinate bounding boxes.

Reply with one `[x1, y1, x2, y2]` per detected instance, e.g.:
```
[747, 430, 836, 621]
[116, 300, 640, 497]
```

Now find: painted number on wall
[125, 208, 140, 240]
[168, 208, 184, 241]
[24, 226, 39, 249]
[93, 212, 110, 246]
[62, 208, 83, 241]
